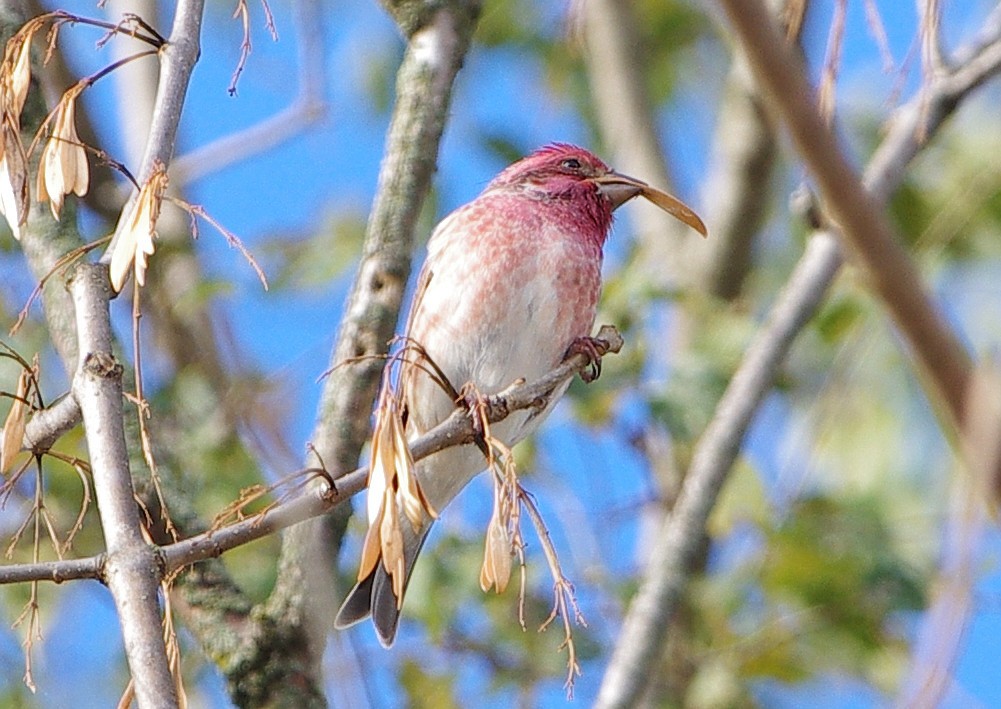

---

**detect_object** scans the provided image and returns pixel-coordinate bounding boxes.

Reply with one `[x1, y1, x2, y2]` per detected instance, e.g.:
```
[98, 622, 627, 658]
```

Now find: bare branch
[21, 392, 80, 453]
[596, 231, 842, 709]
[596, 7, 1001, 704]
[865, 7, 1001, 202]
[248, 3, 482, 700]
[309, 1, 481, 476]
[178, 324, 617, 567]
[69, 263, 176, 708]
[716, 0, 973, 430]
[131, 1, 203, 180]
[0, 326, 622, 586]
[0, 554, 103, 584]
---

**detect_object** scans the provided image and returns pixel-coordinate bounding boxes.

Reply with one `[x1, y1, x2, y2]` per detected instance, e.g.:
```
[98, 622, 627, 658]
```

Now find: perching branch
[0, 325, 621, 585]
[173, 324, 618, 571]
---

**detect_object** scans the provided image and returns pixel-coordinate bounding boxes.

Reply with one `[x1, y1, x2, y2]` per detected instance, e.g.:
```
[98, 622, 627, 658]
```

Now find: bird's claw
[458, 383, 491, 451]
[565, 336, 610, 383]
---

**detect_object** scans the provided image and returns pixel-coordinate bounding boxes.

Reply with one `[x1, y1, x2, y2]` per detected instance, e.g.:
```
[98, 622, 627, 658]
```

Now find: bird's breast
[405, 198, 603, 441]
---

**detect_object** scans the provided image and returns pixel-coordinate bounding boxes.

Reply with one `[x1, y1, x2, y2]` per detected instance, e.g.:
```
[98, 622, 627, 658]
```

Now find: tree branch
[239, 2, 482, 703]
[103, 0, 159, 169]
[716, 0, 973, 430]
[308, 0, 481, 479]
[596, 231, 842, 709]
[69, 263, 176, 708]
[0, 554, 103, 584]
[0, 325, 622, 585]
[22, 393, 80, 454]
[101, 0, 204, 261]
[170, 0, 328, 186]
[595, 6, 1001, 706]
[132, 0, 204, 185]
[697, 43, 777, 299]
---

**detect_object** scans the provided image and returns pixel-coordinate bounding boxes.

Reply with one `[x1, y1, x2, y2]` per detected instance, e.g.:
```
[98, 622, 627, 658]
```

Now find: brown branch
[169, 324, 619, 572]
[717, 0, 973, 430]
[595, 6, 1001, 705]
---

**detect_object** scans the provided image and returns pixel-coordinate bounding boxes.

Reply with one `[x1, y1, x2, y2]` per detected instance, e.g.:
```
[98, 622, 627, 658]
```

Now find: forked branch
[0, 326, 624, 584]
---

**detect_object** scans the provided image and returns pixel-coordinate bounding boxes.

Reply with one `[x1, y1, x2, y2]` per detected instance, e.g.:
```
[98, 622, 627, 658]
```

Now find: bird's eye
[561, 158, 582, 170]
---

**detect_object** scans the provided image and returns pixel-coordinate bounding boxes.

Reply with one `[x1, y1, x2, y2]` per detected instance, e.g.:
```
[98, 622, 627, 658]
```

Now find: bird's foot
[458, 383, 492, 453]
[564, 335, 610, 383]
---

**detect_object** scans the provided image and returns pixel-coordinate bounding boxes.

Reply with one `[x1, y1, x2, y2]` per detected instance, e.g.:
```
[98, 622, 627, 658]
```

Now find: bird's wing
[397, 207, 470, 409]
[401, 203, 467, 337]
[402, 262, 433, 342]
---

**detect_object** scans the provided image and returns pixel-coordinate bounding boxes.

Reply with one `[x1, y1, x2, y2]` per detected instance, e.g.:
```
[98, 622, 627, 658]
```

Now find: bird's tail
[334, 518, 431, 647]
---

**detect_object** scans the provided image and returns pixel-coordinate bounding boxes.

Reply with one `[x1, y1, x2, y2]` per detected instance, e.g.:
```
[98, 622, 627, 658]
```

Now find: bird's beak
[592, 171, 708, 238]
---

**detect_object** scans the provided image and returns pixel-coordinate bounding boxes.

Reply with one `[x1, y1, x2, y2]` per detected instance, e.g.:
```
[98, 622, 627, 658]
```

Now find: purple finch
[335, 144, 706, 646]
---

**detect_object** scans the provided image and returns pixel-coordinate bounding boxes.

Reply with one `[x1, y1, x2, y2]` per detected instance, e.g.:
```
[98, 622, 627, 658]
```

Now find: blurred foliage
[471, 0, 710, 155]
[265, 212, 368, 291]
[399, 658, 462, 709]
[402, 531, 602, 703]
[1, 0, 1000, 707]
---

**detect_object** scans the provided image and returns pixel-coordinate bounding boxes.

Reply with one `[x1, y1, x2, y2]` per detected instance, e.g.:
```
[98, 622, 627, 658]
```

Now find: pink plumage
[335, 144, 706, 645]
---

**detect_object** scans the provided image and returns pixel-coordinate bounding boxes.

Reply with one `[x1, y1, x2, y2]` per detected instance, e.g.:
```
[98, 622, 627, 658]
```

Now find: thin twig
[170, 0, 325, 185]
[168, 198, 268, 289]
[519, 488, 585, 697]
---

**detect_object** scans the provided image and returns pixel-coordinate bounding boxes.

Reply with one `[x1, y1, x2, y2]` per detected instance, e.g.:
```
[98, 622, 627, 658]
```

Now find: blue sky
[2, 0, 1001, 706]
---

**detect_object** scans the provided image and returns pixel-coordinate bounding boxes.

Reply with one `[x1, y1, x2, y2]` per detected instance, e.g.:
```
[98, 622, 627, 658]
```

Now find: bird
[334, 143, 707, 646]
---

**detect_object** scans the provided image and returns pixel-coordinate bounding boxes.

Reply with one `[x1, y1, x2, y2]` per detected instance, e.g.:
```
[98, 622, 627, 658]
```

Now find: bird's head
[488, 143, 708, 239]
